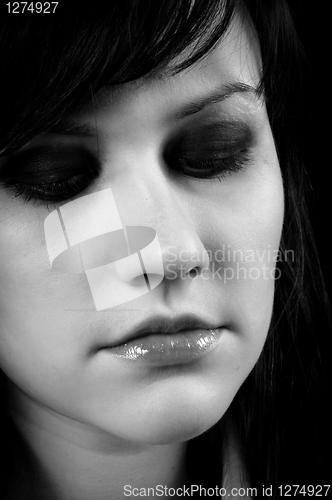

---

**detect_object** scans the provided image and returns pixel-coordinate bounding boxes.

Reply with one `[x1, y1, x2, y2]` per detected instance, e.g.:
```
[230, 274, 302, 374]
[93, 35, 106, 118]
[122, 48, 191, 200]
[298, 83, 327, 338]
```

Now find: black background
[294, 2, 331, 301]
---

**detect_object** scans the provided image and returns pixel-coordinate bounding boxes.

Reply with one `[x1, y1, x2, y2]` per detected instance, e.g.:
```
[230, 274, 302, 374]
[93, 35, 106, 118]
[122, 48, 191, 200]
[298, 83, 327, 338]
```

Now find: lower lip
[104, 329, 223, 365]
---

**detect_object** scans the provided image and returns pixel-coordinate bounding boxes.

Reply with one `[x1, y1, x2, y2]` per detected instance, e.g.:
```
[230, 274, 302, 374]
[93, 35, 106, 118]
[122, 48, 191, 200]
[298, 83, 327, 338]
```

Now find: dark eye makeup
[0, 145, 101, 204]
[163, 121, 254, 180]
[0, 120, 254, 205]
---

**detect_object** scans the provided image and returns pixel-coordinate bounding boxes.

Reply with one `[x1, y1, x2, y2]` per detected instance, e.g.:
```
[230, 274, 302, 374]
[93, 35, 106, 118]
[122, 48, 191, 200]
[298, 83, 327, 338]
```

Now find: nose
[114, 186, 210, 286]
[160, 227, 210, 281]
[44, 184, 211, 310]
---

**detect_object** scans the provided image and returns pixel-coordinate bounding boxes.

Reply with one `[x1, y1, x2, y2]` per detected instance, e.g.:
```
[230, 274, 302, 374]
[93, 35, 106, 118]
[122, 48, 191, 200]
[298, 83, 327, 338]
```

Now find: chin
[105, 387, 236, 445]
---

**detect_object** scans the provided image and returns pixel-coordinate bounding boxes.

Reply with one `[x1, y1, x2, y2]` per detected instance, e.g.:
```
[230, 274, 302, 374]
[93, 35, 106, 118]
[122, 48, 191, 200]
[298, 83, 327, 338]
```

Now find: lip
[104, 328, 223, 365]
[98, 314, 224, 365]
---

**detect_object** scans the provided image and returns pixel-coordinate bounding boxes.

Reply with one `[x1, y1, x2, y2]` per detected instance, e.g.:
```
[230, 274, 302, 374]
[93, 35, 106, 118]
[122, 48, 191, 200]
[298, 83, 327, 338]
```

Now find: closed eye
[163, 120, 254, 180]
[0, 144, 101, 204]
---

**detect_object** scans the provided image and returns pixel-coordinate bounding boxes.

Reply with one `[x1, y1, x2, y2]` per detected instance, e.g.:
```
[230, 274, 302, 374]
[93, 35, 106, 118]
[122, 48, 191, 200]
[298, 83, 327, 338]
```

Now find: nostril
[129, 275, 150, 287]
[114, 252, 144, 283]
[115, 227, 164, 285]
[188, 267, 201, 279]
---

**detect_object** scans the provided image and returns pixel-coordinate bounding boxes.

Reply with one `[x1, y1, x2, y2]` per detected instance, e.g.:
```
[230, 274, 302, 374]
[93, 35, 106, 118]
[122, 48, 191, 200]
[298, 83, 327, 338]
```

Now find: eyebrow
[172, 82, 261, 120]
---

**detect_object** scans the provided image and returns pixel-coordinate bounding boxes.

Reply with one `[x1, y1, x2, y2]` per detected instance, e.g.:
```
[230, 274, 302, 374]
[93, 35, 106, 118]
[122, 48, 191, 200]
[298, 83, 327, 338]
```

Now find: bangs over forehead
[0, 0, 236, 155]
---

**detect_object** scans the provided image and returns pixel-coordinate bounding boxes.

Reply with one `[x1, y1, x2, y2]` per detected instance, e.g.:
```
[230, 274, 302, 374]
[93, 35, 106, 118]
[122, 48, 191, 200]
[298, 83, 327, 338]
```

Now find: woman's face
[0, 14, 283, 445]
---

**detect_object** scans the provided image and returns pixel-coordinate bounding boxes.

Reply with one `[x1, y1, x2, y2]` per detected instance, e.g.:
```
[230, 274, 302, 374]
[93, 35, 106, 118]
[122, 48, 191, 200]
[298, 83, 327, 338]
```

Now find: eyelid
[164, 120, 254, 161]
[0, 145, 100, 182]
[188, 121, 254, 145]
[172, 119, 253, 141]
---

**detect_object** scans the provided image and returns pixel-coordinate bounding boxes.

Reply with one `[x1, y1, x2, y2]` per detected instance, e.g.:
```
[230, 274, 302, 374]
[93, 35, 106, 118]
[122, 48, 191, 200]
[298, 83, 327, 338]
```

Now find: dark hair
[0, 0, 329, 497]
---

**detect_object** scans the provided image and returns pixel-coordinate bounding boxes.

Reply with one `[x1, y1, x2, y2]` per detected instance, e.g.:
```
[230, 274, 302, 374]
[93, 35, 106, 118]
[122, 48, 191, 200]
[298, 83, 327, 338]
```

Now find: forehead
[86, 10, 261, 116]
[168, 10, 261, 91]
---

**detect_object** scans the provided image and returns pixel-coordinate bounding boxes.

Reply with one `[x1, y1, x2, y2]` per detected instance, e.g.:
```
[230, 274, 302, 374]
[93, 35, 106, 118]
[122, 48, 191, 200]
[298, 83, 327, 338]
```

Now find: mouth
[98, 314, 224, 365]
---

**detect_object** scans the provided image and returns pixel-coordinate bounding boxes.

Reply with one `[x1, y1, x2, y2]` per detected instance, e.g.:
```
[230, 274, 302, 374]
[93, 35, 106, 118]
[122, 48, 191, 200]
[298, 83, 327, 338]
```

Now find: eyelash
[3, 145, 251, 206]
[12, 176, 90, 203]
[6, 173, 96, 207]
[173, 148, 251, 181]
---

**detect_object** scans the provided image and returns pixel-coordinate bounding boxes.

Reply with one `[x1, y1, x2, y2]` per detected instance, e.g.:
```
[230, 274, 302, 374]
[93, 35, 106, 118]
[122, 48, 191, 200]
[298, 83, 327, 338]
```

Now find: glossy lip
[105, 328, 223, 365]
[98, 314, 224, 365]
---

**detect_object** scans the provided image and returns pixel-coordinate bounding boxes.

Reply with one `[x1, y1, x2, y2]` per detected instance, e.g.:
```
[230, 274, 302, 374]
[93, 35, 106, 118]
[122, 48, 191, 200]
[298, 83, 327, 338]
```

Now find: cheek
[237, 175, 283, 329]
[0, 201, 85, 392]
[0, 194, 103, 323]
[206, 154, 284, 342]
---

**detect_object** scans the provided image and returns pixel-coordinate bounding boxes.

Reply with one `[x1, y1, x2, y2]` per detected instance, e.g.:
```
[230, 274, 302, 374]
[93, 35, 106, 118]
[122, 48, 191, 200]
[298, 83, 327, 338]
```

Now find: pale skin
[0, 12, 284, 500]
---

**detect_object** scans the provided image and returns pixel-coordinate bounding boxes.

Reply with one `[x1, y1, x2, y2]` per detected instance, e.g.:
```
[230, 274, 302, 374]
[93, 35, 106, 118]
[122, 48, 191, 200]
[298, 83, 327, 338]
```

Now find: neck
[9, 399, 188, 500]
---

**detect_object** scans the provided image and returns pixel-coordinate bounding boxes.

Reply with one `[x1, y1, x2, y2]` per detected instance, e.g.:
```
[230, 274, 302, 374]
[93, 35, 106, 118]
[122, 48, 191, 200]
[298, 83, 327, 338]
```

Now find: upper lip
[105, 314, 222, 348]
